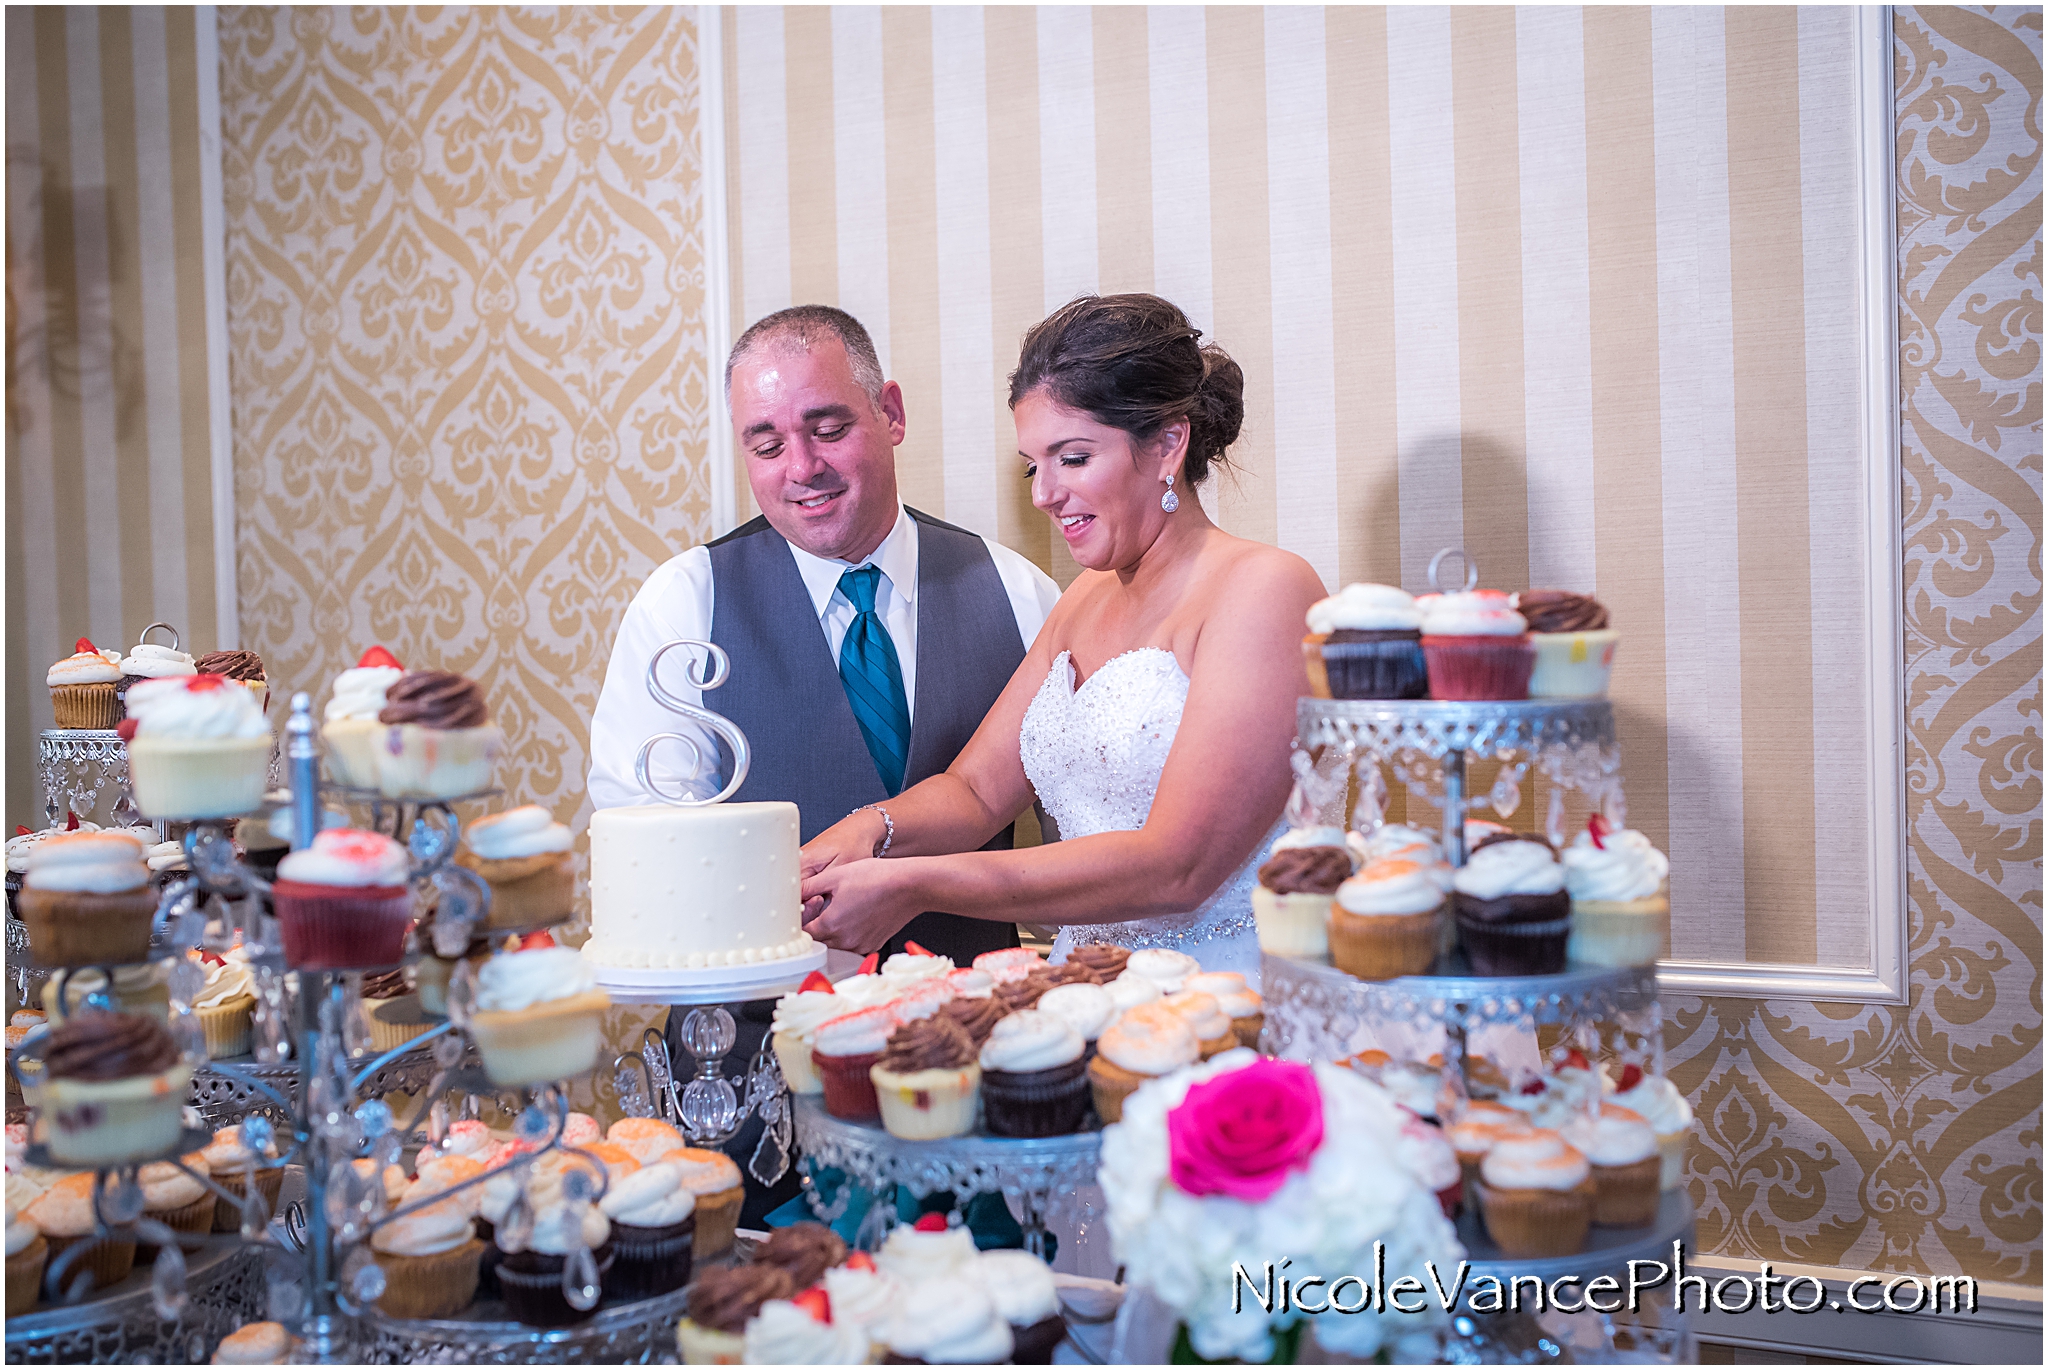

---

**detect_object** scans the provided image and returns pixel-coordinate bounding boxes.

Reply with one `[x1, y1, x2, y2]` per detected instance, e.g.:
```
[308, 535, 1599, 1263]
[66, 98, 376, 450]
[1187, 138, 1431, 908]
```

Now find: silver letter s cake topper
[635, 639, 752, 806]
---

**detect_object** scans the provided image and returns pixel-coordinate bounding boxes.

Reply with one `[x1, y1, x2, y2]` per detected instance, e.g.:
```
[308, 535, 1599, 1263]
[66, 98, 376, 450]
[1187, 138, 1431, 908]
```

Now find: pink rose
[1167, 1059, 1324, 1201]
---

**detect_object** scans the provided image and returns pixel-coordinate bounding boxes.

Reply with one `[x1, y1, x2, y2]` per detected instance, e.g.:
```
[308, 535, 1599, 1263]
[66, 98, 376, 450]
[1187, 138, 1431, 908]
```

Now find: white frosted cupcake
[124, 676, 273, 820]
[769, 974, 843, 1094]
[1607, 1067, 1693, 1191]
[881, 1276, 1014, 1364]
[1562, 821, 1670, 967]
[320, 648, 406, 789]
[1122, 948, 1200, 994]
[1330, 858, 1446, 981]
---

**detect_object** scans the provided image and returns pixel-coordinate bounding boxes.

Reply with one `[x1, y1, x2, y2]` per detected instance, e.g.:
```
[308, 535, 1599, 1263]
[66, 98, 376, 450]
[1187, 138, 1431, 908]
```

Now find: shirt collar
[788, 505, 918, 621]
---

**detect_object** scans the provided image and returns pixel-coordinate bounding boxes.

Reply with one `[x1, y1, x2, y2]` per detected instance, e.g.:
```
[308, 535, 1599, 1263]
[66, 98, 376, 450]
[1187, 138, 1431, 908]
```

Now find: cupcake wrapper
[17, 885, 160, 967]
[1456, 912, 1572, 977]
[1011, 1314, 1068, 1364]
[871, 1063, 981, 1140]
[1566, 899, 1670, 968]
[1590, 1156, 1663, 1227]
[1253, 887, 1334, 960]
[375, 723, 503, 801]
[1656, 1131, 1691, 1192]
[6, 1235, 47, 1315]
[210, 1166, 285, 1231]
[273, 882, 414, 971]
[498, 1242, 614, 1327]
[605, 1217, 694, 1301]
[127, 733, 273, 821]
[676, 1318, 747, 1365]
[982, 1057, 1092, 1138]
[1527, 630, 1620, 700]
[476, 1217, 502, 1297]
[1086, 1056, 1148, 1125]
[198, 996, 256, 1059]
[772, 1030, 824, 1094]
[1476, 1178, 1596, 1258]
[477, 857, 577, 930]
[365, 995, 435, 1052]
[1319, 637, 1429, 700]
[1329, 907, 1442, 981]
[691, 1184, 744, 1259]
[135, 1191, 217, 1263]
[50, 683, 118, 730]
[42, 1232, 137, 1295]
[1422, 636, 1535, 701]
[1231, 1013, 1267, 1054]
[372, 1238, 485, 1321]
[814, 1048, 884, 1121]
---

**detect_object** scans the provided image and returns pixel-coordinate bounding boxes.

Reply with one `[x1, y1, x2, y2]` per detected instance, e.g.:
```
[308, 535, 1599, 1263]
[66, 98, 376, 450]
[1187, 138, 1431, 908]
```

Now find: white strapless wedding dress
[1019, 648, 1282, 985]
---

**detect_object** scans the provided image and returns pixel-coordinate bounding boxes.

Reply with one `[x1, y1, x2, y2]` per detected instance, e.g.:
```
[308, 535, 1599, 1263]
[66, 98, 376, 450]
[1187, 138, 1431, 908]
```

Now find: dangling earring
[1161, 478, 1180, 514]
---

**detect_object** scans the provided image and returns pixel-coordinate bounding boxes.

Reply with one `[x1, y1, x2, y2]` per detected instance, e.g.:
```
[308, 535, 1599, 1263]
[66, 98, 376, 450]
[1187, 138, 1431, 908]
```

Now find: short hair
[724, 305, 886, 411]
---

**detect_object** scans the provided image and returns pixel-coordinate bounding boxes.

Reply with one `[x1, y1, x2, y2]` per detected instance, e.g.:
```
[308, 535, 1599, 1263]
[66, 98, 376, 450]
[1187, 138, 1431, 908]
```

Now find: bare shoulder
[1199, 533, 1326, 606]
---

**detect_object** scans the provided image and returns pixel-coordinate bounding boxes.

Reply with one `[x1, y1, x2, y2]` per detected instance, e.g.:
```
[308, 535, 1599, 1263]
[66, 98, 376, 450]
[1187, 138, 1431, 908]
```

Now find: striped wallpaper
[719, 4, 1883, 972]
[4, 6, 233, 829]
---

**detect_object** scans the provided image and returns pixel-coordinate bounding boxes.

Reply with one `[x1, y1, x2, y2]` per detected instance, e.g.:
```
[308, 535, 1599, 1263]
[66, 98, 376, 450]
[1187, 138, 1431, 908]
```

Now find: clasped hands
[799, 813, 917, 953]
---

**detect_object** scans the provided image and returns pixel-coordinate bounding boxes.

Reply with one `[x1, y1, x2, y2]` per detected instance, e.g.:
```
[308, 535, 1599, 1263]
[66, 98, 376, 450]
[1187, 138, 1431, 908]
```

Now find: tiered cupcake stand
[1262, 695, 1694, 1360]
[6, 698, 683, 1365]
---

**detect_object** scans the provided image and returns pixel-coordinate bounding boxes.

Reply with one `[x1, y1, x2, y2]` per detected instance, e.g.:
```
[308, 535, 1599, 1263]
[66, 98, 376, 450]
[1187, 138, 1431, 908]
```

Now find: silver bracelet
[853, 803, 894, 858]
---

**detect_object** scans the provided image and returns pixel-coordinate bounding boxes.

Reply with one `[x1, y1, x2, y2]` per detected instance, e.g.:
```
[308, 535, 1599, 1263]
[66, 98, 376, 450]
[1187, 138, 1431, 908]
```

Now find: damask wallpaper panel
[5, 6, 231, 831]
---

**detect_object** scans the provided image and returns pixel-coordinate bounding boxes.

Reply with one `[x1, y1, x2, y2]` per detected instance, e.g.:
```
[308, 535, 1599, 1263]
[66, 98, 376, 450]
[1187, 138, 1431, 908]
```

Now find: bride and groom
[588, 295, 1325, 985]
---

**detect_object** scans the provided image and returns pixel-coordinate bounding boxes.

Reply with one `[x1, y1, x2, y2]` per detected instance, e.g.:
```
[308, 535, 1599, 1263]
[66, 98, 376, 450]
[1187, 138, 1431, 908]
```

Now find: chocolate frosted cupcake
[995, 968, 1058, 1013]
[869, 1016, 980, 1141]
[1302, 583, 1428, 699]
[755, 1221, 846, 1288]
[1062, 943, 1130, 982]
[678, 1265, 795, 1364]
[940, 993, 1008, 1049]
[40, 1010, 193, 1166]
[1253, 843, 1352, 960]
[194, 649, 268, 713]
[1517, 590, 1619, 700]
[375, 670, 503, 800]
[980, 1010, 1090, 1138]
[597, 1160, 696, 1300]
[1452, 839, 1571, 975]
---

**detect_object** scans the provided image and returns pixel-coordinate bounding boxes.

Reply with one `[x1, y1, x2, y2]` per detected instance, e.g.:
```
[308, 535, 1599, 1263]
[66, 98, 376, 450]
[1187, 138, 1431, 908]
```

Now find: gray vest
[705, 509, 1027, 962]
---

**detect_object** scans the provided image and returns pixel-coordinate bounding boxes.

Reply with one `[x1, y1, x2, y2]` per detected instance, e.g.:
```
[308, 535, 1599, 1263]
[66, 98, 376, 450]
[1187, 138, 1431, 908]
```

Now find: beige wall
[5, 6, 230, 829]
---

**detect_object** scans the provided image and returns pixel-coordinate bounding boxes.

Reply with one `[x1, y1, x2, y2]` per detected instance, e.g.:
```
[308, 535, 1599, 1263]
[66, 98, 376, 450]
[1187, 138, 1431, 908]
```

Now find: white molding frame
[194, 6, 239, 647]
[698, 4, 738, 539]
[1658, 7, 1905, 1006]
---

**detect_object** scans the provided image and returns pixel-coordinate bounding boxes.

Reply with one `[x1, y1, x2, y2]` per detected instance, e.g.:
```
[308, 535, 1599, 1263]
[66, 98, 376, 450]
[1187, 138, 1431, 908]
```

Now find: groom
[589, 304, 1058, 964]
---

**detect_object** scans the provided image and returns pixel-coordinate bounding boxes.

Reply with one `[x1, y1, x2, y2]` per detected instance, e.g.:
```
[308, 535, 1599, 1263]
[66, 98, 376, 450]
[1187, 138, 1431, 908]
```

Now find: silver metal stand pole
[1442, 746, 1467, 868]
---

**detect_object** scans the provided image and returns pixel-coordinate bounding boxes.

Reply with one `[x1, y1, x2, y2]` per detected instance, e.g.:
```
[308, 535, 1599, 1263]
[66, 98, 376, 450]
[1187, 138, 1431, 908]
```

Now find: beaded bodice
[1019, 648, 1278, 975]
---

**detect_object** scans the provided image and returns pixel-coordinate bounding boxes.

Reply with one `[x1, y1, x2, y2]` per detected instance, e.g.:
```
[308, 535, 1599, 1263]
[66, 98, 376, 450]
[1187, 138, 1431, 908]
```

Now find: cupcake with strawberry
[467, 933, 611, 1086]
[272, 829, 414, 971]
[122, 674, 274, 820]
[770, 969, 844, 1095]
[320, 646, 406, 789]
[47, 638, 123, 729]
[374, 668, 503, 800]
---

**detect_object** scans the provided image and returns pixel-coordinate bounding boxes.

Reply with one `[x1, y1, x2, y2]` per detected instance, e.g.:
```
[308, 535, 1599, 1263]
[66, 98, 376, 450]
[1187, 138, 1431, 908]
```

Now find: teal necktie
[837, 566, 911, 795]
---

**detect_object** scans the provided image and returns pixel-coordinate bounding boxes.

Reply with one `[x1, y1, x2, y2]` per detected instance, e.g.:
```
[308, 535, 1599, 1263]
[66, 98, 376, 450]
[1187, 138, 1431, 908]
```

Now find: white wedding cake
[583, 801, 817, 971]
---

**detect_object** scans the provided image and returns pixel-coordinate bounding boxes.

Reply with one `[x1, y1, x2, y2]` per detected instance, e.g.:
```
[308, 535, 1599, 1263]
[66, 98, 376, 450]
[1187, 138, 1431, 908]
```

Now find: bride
[799, 294, 1325, 981]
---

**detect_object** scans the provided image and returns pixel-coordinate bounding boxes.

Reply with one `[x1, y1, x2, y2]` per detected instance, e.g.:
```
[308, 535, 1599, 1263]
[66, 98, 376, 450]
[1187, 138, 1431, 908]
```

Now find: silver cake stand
[4, 1234, 267, 1364]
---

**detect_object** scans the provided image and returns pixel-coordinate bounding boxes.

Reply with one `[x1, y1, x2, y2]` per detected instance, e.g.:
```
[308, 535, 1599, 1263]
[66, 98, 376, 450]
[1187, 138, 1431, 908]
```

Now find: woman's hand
[800, 809, 888, 881]
[800, 857, 922, 953]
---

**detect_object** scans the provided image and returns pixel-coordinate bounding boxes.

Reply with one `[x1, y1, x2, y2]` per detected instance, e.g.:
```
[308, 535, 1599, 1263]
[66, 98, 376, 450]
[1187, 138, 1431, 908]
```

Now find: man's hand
[799, 808, 889, 882]
[801, 857, 918, 953]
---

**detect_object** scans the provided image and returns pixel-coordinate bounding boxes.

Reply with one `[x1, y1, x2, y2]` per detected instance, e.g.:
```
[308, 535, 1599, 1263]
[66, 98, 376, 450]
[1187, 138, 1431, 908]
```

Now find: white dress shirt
[588, 506, 1062, 810]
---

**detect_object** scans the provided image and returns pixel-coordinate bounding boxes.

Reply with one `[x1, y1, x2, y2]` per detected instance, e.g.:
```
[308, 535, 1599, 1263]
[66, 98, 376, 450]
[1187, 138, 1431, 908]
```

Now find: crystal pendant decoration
[240, 1181, 273, 1239]
[432, 1029, 466, 1069]
[110, 783, 142, 830]
[1490, 766, 1523, 820]
[430, 866, 487, 955]
[563, 1241, 602, 1312]
[428, 1098, 450, 1145]
[167, 951, 206, 1007]
[170, 1009, 208, 1063]
[340, 979, 372, 1058]
[561, 1165, 597, 1204]
[497, 1190, 534, 1254]
[1353, 757, 1389, 837]
[447, 960, 478, 1028]
[1283, 779, 1316, 832]
[1546, 785, 1567, 850]
[266, 1256, 307, 1322]
[746, 1046, 793, 1187]
[355, 1098, 394, 1139]
[642, 1035, 675, 1108]
[342, 1244, 386, 1308]
[614, 1060, 653, 1118]
[149, 1243, 189, 1319]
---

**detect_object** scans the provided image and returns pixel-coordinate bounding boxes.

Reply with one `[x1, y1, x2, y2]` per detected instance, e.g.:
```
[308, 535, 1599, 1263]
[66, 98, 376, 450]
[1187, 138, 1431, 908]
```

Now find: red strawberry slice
[1586, 812, 1609, 850]
[904, 941, 934, 958]
[1519, 1078, 1547, 1096]
[357, 645, 403, 670]
[1564, 1048, 1591, 1071]
[198, 949, 226, 968]
[799, 971, 835, 994]
[843, 1251, 876, 1273]
[1617, 1063, 1644, 1092]
[116, 719, 140, 742]
[518, 931, 555, 951]
[64, 810, 79, 830]
[912, 1212, 949, 1233]
[188, 674, 228, 692]
[74, 637, 97, 655]
[790, 1285, 831, 1324]
[14, 826, 29, 836]
[857, 953, 880, 975]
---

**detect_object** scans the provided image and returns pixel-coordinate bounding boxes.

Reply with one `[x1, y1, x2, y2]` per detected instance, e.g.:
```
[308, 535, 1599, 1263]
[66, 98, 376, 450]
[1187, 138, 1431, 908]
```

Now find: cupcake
[939, 992, 1009, 1049]
[1184, 972, 1264, 1050]
[114, 634, 196, 717]
[679, 1264, 795, 1364]
[1451, 839, 1571, 975]
[121, 674, 272, 820]
[209, 1322, 295, 1365]
[1301, 583, 1428, 699]
[1444, 1102, 1534, 1202]
[26, 1173, 135, 1292]
[1393, 1113, 1465, 1220]
[598, 1160, 695, 1300]
[201, 1124, 284, 1232]
[1563, 1104, 1662, 1227]
[194, 649, 270, 713]
[1122, 948, 1200, 995]
[870, 1016, 981, 1141]
[500, 1199, 615, 1328]
[605, 1117, 685, 1165]
[272, 829, 414, 972]
[823, 1256, 909, 1340]
[192, 951, 258, 1059]
[6, 1204, 45, 1315]
[1517, 590, 1619, 699]
[15, 831, 158, 966]
[1253, 844, 1352, 961]
[659, 1148, 745, 1257]
[145, 839, 189, 892]
[48, 963, 170, 1026]
[375, 669, 504, 800]
[467, 944, 612, 1086]
[992, 968, 1056, 1014]
[1562, 818, 1671, 968]
[454, 806, 575, 930]
[944, 966, 997, 998]
[137, 1152, 216, 1251]
[1330, 858, 1445, 981]
[1032, 982, 1115, 1052]
[968, 1248, 1066, 1363]
[972, 947, 1043, 984]
[1062, 943, 1130, 982]
[321, 647, 405, 789]
[978, 1010, 1089, 1138]
[770, 972, 842, 1094]
[1475, 1130, 1596, 1258]
[48, 639, 123, 728]
[755, 1221, 847, 1289]
[369, 1206, 487, 1319]
[359, 968, 431, 1052]
[881, 946, 955, 990]
[1421, 592, 1533, 700]
[1608, 1066, 1694, 1191]
[811, 1006, 898, 1122]
[1161, 991, 1237, 1059]
[876, 1214, 979, 1283]
[1087, 1004, 1197, 1124]
[1104, 974, 1161, 1012]
[39, 1010, 192, 1166]
[741, 1295, 874, 1365]
[881, 1275, 1014, 1363]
